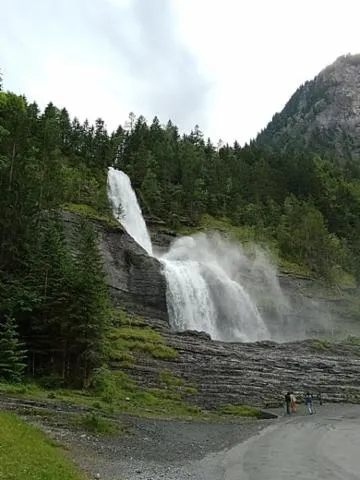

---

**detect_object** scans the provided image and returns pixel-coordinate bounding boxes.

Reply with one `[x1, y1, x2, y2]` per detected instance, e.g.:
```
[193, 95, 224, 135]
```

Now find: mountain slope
[257, 54, 360, 161]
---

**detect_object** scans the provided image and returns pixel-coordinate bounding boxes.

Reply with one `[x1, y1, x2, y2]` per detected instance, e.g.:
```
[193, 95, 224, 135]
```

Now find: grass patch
[217, 403, 260, 417]
[109, 308, 178, 362]
[77, 412, 120, 435]
[0, 377, 261, 421]
[346, 335, 360, 346]
[277, 258, 313, 277]
[178, 214, 258, 244]
[159, 369, 187, 387]
[63, 202, 119, 227]
[110, 326, 177, 360]
[91, 367, 202, 418]
[0, 411, 85, 480]
[331, 269, 357, 289]
[159, 369, 198, 394]
[311, 339, 331, 350]
[0, 381, 42, 396]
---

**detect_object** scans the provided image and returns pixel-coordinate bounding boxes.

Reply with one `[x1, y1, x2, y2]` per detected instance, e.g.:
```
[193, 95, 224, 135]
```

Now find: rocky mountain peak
[257, 53, 360, 161]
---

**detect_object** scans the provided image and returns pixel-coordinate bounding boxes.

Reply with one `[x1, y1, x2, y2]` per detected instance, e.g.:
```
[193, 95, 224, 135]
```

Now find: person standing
[305, 392, 313, 414]
[290, 392, 297, 414]
[285, 392, 291, 415]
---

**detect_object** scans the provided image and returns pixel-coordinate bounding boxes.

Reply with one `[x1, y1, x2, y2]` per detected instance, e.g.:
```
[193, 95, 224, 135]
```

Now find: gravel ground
[0, 396, 274, 480]
[53, 415, 273, 480]
[3, 397, 357, 479]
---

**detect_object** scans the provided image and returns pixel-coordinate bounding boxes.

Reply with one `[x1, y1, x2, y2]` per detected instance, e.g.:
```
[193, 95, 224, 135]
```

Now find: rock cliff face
[63, 212, 360, 408]
[127, 331, 360, 408]
[63, 211, 168, 327]
[257, 54, 360, 161]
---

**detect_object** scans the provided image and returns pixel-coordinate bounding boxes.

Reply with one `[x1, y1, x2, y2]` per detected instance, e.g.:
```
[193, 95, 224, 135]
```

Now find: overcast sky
[1, 0, 360, 145]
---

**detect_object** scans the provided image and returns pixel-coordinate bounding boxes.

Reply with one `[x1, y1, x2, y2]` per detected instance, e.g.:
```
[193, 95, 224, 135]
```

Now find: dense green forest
[1, 74, 360, 384]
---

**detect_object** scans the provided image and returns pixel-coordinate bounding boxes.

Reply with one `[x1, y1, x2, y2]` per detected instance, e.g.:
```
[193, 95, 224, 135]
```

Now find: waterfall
[107, 167, 270, 342]
[107, 167, 153, 255]
[161, 259, 219, 338]
[162, 234, 270, 342]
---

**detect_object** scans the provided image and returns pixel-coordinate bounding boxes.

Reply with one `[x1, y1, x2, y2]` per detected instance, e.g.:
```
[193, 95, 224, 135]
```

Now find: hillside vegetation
[1, 70, 360, 388]
[257, 54, 360, 162]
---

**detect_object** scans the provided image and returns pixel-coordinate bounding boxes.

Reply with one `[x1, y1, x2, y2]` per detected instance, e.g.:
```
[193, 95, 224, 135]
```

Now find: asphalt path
[199, 404, 360, 480]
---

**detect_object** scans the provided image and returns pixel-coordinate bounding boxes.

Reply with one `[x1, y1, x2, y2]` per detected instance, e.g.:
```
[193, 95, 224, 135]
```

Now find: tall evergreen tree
[69, 219, 110, 386]
[0, 315, 27, 382]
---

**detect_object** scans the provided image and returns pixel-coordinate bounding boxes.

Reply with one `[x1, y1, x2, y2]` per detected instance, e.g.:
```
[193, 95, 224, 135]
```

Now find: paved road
[200, 404, 360, 480]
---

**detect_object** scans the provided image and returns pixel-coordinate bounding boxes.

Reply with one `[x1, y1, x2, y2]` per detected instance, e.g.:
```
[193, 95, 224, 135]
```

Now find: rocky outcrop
[257, 53, 360, 161]
[63, 212, 360, 408]
[62, 211, 168, 326]
[125, 331, 360, 408]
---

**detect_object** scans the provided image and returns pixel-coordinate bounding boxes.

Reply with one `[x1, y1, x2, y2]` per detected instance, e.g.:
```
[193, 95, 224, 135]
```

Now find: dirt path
[4, 396, 358, 480]
[0, 395, 271, 480]
[68, 415, 269, 480]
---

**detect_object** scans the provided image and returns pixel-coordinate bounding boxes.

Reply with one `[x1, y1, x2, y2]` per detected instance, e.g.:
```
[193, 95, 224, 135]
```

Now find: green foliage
[346, 335, 360, 346]
[0, 92, 111, 387]
[159, 369, 197, 394]
[108, 308, 177, 362]
[277, 196, 349, 280]
[217, 403, 260, 417]
[63, 202, 118, 226]
[69, 219, 111, 386]
[89, 367, 203, 417]
[311, 339, 331, 350]
[92, 366, 137, 403]
[0, 411, 84, 480]
[110, 326, 178, 360]
[159, 369, 187, 387]
[0, 381, 41, 396]
[0, 315, 27, 382]
[77, 412, 119, 435]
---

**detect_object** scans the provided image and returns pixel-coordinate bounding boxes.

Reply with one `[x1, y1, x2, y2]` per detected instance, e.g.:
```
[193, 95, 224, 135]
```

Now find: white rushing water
[107, 167, 153, 255]
[162, 234, 270, 341]
[107, 167, 272, 342]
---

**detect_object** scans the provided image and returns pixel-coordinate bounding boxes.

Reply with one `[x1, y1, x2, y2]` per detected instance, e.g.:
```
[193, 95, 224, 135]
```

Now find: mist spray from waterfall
[107, 167, 288, 342]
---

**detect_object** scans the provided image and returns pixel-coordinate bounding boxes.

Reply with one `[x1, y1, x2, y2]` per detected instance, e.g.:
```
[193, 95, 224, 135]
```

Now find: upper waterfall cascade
[107, 167, 279, 342]
[108, 167, 153, 255]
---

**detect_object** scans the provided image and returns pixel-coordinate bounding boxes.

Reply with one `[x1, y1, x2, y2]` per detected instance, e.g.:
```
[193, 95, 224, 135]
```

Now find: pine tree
[0, 315, 27, 382]
[69, 219, 110, 386]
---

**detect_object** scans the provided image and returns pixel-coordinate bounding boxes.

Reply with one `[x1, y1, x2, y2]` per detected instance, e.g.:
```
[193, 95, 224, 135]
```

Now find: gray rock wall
[63, 212, 360, 408]
[124, 331, 360, 408]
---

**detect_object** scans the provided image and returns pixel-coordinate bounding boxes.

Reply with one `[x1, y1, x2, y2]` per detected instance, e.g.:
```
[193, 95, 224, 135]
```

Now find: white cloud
[1, 0, 360, 144]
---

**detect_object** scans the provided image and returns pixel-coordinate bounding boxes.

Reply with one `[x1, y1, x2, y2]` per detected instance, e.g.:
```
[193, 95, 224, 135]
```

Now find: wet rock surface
[125, 331, 360, 408]
[63, 212, 360, 408]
